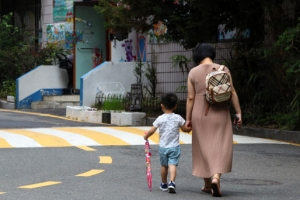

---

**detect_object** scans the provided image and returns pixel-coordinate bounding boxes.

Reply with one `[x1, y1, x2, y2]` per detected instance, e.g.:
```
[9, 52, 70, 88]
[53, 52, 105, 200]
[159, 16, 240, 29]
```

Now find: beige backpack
[204, 65, 231, 115]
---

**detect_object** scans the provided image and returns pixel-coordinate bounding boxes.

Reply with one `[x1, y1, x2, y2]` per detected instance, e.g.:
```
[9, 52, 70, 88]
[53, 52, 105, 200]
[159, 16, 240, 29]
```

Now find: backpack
[204, 65, 231, 116]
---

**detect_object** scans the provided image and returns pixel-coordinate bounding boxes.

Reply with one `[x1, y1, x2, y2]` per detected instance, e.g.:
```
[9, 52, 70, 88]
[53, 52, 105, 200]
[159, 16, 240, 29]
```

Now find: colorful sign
[53, 0, 75, 22]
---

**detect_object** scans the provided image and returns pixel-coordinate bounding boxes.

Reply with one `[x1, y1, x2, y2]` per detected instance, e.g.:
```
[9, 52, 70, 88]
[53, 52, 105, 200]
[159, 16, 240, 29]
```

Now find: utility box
[130, 84, 143, 111]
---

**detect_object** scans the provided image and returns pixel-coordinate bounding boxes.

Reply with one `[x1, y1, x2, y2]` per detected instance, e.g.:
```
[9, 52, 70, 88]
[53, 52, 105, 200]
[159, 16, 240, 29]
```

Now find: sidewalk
[20, 108, 300, 144]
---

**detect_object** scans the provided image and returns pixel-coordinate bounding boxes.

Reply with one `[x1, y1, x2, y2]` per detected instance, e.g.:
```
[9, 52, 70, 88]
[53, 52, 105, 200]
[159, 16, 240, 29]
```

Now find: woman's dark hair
[192, 43, 216, 65]
[161, 92, 178, 110]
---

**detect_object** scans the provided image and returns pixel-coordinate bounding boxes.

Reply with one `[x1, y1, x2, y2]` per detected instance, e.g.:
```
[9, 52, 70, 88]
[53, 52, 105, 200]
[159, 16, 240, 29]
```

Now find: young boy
[144, 92, 191, 193]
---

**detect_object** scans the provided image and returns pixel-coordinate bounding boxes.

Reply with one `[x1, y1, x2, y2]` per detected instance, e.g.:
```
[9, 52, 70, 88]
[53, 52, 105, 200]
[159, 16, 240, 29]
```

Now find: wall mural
[121, 39, 136, 62]
[217, 24, 250, 41]
[47, 19, 92, 49]
[53, 0, 95, 22]
[53, 0, 74, 22]
[46, 23, 66, 48]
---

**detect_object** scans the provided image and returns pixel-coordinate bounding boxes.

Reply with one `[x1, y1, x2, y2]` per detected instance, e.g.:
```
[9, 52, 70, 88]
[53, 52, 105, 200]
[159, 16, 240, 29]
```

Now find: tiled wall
[41, 0, 54, 46]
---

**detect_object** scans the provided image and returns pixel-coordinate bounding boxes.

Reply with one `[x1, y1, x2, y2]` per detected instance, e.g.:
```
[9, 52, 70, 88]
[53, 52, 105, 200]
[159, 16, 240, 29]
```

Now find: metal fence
[146, 42, 233, 101]
[1, 0, 42, 46]
[94, 93, 186, 118]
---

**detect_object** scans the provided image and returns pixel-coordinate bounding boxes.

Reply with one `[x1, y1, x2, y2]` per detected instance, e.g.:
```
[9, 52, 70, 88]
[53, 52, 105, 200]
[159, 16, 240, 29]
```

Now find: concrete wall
[81, 62, 140, 106]
[16, 65, 68, 109]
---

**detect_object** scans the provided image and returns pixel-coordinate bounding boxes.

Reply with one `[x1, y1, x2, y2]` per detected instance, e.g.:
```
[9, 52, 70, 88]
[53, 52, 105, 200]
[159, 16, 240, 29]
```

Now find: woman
[185, 43, 242, 197]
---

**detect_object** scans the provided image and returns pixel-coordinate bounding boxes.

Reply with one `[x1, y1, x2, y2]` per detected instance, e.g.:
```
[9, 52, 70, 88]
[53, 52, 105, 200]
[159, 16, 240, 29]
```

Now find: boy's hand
[187, 127, 192, 133]
[144, 132, 148, 140]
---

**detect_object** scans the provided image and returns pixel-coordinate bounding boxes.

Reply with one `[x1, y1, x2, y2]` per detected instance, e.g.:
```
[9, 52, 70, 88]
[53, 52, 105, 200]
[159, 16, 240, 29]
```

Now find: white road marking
[27, 128, 99, 146]
[0, 127, 291, 148]
[0, 130, 42, 148]
[81, 127, 150, 145]
[233, 134, 288, 144]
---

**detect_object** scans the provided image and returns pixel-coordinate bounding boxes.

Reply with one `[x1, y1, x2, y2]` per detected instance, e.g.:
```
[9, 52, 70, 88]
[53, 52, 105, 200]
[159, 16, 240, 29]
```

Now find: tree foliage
[95, 0, 266, 49]
[97, 0, 300, 130]
[0, 13, 67, 97]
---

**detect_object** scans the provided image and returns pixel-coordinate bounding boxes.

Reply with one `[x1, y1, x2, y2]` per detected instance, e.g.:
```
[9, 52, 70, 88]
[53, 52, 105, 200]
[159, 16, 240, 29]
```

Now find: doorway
[74, 3, 107, 89]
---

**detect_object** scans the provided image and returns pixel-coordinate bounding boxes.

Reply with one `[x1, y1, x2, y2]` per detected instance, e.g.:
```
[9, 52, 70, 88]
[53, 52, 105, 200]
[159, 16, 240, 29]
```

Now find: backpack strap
[218, 65, 225, 71]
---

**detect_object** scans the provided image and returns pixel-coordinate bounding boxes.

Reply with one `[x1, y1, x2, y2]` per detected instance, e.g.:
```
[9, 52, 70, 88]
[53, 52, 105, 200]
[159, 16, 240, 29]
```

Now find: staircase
[31, 95, 80, 109]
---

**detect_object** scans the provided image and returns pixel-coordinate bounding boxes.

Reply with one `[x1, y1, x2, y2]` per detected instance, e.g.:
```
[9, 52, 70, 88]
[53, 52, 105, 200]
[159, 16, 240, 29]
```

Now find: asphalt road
[0, 144, 298, 200]
[0, 109, 299, 199]
[0, 109, 104, 128]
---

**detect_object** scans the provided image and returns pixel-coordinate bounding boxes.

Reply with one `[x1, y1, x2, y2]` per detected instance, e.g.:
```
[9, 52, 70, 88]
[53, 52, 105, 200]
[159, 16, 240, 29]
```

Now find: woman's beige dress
[189, 63, 233, 178]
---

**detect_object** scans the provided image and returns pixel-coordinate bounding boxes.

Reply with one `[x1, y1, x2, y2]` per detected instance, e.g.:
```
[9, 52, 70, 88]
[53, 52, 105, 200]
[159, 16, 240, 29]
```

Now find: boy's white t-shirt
[153, 113, 185, 148]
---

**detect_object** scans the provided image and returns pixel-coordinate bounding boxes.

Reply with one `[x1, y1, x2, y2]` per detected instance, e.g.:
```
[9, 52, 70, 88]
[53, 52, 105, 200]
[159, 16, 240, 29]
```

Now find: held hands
[183, 120, 192, 133]
[185, 120, 192, 129]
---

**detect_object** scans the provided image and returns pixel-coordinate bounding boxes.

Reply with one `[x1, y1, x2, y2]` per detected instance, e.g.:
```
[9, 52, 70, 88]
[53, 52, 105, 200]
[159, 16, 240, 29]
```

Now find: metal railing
[95, 93, 186, 118]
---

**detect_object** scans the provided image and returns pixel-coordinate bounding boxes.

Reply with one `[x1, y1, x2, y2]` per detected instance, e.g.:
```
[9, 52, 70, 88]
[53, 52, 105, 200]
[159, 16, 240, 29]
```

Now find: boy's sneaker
[160, 182, 168, 192]
[168, 181, 176, 193]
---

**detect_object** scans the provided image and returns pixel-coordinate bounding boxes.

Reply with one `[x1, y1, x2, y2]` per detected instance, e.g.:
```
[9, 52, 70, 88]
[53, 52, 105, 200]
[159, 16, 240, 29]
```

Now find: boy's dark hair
[161, 92, 178, 110]
[192, 43, 216, 66]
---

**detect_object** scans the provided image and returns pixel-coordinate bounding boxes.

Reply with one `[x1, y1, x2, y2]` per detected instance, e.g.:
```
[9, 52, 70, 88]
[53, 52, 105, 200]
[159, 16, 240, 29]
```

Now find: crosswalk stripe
[54, 127, 129, 146]
[3, 129, 72, 147]
[0, 130, 42, 148]
[82, 127, 154, 145]
[28, 128, 99, 146]
[0, 137, 13, 148]
[135, 126, 192, 144]
[109, 127, 160, 144]
[0, 127, 291, 148]
[233, 135, 288, 144]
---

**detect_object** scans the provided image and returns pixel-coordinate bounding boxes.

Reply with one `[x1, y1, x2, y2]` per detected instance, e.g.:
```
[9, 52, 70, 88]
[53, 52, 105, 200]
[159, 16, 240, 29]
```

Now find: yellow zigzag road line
[3, 129, 72, 147]
[76, 169, 104, 177]
[18, 181, 61, 189]
[54, 127, 129, 145]
[99, 156, 112, 164]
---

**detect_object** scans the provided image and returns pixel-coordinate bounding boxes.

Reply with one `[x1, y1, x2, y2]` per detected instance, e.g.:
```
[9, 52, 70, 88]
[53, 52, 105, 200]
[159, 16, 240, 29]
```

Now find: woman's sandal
[211, 176, 222, 197]
[201, 186, 212, 193]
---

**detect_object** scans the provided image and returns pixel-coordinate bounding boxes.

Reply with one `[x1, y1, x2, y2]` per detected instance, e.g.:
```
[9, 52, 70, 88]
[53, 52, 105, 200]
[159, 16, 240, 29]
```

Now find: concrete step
[0, 100, 15, 109]
[31, 101, 80, 109]
[43, 95, 80, 102]
[31, 95, 80, 109]
[0, 96, 15, 109]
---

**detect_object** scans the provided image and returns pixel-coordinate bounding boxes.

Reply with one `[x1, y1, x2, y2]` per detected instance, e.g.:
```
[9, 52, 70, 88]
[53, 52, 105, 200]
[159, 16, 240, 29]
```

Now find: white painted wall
[16, 65, 69, 108]
[81, 62, 144, 106]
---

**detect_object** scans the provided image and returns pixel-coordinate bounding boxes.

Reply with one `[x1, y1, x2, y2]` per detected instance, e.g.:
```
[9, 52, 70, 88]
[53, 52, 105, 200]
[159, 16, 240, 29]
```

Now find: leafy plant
[101, 95, 125, 112]
[143, 63, 157, 98]
[133, 59, 144, 84]
[171, 55, 192, 75]
[171, 54, 192, 92]
[0, 80, 16, 97]
[0, 13, 68, 97]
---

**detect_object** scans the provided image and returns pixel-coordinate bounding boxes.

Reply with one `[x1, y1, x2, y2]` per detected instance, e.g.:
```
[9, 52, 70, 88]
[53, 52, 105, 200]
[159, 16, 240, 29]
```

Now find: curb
[233, 127, 300, 144]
